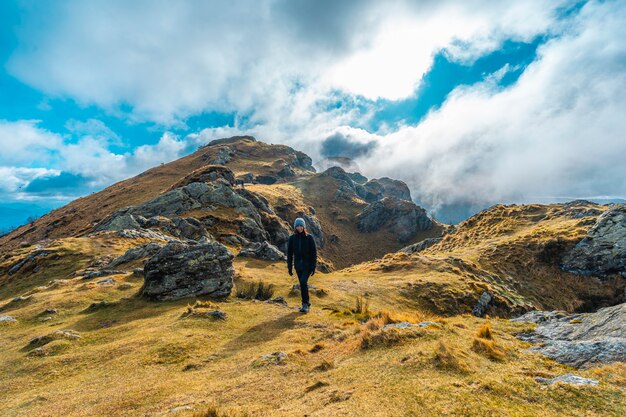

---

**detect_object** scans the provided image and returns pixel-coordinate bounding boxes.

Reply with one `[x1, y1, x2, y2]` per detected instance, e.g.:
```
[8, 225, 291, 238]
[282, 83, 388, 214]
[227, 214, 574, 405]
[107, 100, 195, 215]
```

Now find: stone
[472, 291, 494, 317]
[535, 373, 599, 386]
[257, 351, 288, 365]
[383, 321, 442, 329]
[560, 204, 626, 277]
[512, 303, 626, 368]
[255, 175, 279, 185]
[8, 249, 50, 275]
[97, 278, 116, 286]
[28, 330, 80, 349]
[43, 308, 57, 315]
[0, 315, 17, 324]
[84, 301, 113, 312]
[81, 270, 126, 280]
[357, 197, 432, 243]
[267, 296, 288, 306]
[238, 241, 286, 261]
[142, 241, 235, 301]
[399, 237, 442, 254]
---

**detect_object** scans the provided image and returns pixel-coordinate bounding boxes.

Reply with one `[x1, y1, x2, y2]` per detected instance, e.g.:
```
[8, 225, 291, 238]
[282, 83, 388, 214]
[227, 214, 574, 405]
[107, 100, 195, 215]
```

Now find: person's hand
[288, 270, 293, 276]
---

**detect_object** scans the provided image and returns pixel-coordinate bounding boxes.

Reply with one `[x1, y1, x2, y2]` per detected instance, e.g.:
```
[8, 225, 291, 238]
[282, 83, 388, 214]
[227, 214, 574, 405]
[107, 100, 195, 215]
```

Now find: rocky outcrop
[560, 204, 626, 277]
[96, 180, 267, 242]
[399, 237, 442, 254]
[356, 178, 412, 203]
[357, 197, 433, 243]
[142, 241, 235, 300]
[512, 303, 626, 368]
[168, 165, 236, 190]
[237, 241, 286, 261]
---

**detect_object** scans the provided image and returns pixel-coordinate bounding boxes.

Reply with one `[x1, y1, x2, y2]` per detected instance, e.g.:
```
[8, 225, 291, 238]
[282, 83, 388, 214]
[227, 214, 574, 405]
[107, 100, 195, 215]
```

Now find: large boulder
[142, 242, 235, 300]
[560, 204, 626, 277]
[357, 197, 433, 243]
[512, 303, 626, 368]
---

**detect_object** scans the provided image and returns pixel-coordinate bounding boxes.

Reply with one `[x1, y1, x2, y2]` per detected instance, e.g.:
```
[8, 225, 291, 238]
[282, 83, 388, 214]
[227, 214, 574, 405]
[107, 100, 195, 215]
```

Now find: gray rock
[513, 303, 626, 368]
[383, 321, 442, 329]
[399, 237, 443, 254]
[8, 249, 50, 275]
[28, 330, 81, 348]
[255, 175, 279, 185]
[96, 278, 116, 286]
[81, 269, 126, 280]
[204, 146, 233, 165]
[258, 351, 288, 365]
[43, 308, 58, 315]
[347, 172, 368, 184]
[238, 241, 286, 261]
[357, 197, 432, 243]
[0, 315, 17, 323]
[268, 296, 288, 306]
[116, 228, 180, 241]
[472, 291, 493, 317]
[535, 373, 599, 386]
[107, 243, 164, 268]
[142, 241, 235, 300]
[560, 204, 626, 277]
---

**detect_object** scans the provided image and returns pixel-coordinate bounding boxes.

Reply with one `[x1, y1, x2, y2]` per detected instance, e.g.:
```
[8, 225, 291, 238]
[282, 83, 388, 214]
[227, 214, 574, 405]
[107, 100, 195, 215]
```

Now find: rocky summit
[0, 136, 624, 417]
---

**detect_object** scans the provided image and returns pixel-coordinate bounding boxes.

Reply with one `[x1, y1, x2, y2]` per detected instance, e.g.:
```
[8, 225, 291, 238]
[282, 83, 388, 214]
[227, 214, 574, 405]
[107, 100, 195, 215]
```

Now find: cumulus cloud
[0, 120, 205, 198]
[7, 0, 568, 123]
[354, 0, 626, 211]
[3, 0, 625, 219]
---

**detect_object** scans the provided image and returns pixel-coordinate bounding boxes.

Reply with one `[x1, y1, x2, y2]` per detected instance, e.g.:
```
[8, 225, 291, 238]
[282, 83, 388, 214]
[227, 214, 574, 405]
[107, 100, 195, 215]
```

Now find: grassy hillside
[1, 231, 624, 416]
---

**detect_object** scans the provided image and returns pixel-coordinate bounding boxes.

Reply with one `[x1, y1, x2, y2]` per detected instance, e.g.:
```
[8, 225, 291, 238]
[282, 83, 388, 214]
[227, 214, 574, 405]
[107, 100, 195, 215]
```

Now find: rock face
[168, 165, 236, 190]
[356, 178, 412, 203]
[238, 241, 286, 261]
[512, 303, 626, 368]
[560, 204, 626, 277]
[357, 197, 433, 243]
[399, 237, 442, 254]
[142, 242, 235, 300]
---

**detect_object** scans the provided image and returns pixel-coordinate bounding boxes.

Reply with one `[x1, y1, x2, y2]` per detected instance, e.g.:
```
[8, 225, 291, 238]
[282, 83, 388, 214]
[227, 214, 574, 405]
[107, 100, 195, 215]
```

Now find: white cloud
[8, 0, 568, 122]
[353, 0, 626, 209]
[0, 120, 204, 195]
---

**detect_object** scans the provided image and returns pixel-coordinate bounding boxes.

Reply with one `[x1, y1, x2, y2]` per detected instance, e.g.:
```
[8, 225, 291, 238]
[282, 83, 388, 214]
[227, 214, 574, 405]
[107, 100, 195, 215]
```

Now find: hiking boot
[299, 303, 310, 313]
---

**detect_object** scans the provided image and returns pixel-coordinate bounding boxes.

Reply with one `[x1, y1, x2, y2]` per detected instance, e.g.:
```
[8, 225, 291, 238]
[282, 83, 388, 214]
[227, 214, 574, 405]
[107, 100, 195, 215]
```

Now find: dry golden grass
[1, 199, 625, 415]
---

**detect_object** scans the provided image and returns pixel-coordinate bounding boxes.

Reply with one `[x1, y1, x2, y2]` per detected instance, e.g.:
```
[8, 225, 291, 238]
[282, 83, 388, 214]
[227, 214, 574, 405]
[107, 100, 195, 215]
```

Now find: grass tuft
[433, 341, 472, 373]
[235, 281, 274, 301]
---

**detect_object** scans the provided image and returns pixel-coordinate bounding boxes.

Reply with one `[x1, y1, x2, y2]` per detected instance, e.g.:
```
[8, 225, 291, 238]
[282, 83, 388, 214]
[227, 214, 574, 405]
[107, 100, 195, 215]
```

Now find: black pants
[296, 268, 312, 306]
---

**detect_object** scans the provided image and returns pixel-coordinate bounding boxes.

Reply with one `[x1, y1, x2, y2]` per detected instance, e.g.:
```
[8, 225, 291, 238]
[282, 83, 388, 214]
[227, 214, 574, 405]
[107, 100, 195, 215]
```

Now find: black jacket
[287, 232, 317, 273]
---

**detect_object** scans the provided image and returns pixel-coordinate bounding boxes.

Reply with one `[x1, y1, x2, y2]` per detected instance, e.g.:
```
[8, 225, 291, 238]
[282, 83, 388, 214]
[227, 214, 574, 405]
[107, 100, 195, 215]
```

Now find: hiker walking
[287, 217, 317, 313]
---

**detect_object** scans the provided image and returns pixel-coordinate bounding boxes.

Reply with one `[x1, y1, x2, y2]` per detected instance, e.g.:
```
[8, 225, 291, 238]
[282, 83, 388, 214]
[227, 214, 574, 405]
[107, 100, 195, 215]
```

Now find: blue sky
[1, 0, 626, 230]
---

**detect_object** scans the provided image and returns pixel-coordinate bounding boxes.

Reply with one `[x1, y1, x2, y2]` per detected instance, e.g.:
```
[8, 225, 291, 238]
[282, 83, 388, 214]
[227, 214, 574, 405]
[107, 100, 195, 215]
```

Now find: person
[287, 217, 317, 313]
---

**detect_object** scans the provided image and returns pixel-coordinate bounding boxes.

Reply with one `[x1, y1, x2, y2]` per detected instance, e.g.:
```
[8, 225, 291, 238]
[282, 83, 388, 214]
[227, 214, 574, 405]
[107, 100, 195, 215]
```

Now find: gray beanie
[293, 217, 306, 229]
